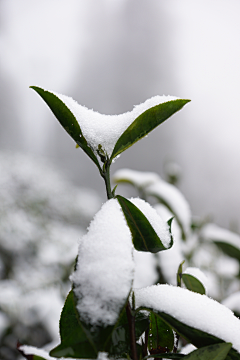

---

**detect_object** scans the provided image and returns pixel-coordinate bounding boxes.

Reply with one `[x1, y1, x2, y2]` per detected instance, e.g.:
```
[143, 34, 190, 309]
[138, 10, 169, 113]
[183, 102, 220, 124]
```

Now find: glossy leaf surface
[111, 99, 190, 160]
[136, 309, 240, 360]
[50, 290, 97, 358]
[184, 342, 232, 360]
[30, 87, 100, 170]
[182, 274, 206, 295]
[148, 311, 174, 352]
[117, 195, 172, 253]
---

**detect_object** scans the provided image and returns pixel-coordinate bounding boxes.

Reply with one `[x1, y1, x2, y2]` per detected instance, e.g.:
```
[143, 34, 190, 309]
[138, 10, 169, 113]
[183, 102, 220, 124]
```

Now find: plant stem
[102, 160, 138, 360]
[101, 160, 114, 199]
[126, 302, 138, 360]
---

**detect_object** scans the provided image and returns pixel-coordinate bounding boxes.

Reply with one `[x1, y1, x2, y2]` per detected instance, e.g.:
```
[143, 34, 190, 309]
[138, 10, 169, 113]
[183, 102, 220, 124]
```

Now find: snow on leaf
[134, 284, 240, 353]
[129, 197, 172, 249]
[200, 223, 240, 261]
[71, 199, 134, 327]
[222, 291, 240, 315]
[113, 168, 160, 188]
[145, 178, 191, 240]
[46, 91, 179, 158]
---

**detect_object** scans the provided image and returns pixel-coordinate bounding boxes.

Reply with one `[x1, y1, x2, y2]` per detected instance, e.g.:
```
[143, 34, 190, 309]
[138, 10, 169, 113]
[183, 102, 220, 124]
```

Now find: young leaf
[111, 99, 190, 160]
[117, 195, 173, 253]
[30, 86, 101, 170]
[214, 241, 240, 262]
[184, 342, 232, 360]
[182, 274, 206, 295]
[177, 260, 185, 287]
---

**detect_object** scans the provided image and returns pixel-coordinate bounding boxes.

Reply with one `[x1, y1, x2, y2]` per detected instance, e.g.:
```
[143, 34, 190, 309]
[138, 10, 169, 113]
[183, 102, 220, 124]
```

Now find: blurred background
[1, 0, 240, 228]
[1, 0, 240, 358]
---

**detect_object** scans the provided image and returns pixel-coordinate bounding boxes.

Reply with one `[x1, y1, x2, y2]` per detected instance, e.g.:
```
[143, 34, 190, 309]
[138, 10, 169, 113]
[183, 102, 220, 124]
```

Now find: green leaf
[117, 195, 172, 253]
[111, 99, 190, 160]
[177, 260, 185, 287]
[50, 290, 98, 358]
[136, 309, 240, 360]
[213, 241, 240, 262]
[148, 311, 174, 352]
[184, 342, 232, 360]
[30, 86, 100, 170]
[182, 274, 206, 295]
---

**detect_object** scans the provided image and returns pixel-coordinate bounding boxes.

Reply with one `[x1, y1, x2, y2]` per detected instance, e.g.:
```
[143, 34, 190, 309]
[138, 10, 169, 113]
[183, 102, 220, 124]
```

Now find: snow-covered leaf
[200, 224, 240, 262]
[184, 342, 232, 360]
[111, 99, 190, 160]
[134, 285, 240, 358]
[71, 199, 134, 327]
[222, 292, 240, 318]
[31, 87, 189, 164]
[113, 168, 160, 189]
[146, 179, 191, 240]
[30, 87, 100, 169]
[117, 196, 173, 253]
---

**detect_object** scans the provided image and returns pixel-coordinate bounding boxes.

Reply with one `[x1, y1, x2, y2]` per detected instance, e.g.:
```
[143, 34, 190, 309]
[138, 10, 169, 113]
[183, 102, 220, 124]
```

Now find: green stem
[101, 160, 114, 200]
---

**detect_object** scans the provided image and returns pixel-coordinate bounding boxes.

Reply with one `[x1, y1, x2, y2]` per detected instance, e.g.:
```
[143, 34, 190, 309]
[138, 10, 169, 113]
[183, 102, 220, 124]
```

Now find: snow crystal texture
[129, 197, 171, 248]
[135, 284, 240, 353]
[51, 91, 178, 157]
[71, 199, 134, 326]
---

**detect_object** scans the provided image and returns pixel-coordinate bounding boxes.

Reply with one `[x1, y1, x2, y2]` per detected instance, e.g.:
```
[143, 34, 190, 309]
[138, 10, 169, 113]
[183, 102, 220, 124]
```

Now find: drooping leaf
[117, 195, 173, 253]
[135, 285, 240, 360]
[184, 342, 232, 360]
[51, 290, 148, 359]
[213, 241, 240, 262]
[50, 290, 98, 358]
[182, 274, 206, 295]
[30, 86, 100, 170]
[140, 311, 239, 360]
[111, 99, 190, 160]
[148, 311, 174, 352]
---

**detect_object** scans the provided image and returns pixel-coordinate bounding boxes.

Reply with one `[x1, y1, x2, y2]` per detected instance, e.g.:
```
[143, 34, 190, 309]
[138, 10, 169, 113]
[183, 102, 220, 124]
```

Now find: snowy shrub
[0, 152, 101, 359]
[18, 87, 240, 360]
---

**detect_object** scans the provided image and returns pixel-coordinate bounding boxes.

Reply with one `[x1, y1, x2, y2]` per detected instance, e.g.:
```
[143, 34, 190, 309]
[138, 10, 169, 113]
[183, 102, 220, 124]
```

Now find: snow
[200, 223, 240, 250]
[146, 179, 191, 238]
[133, 251, 158, 288]
[180, 344, 197, 355]
[134, 284, 240, 353]
[129, 198, 171, 248]
[50, 90, 178, 158]
[222, 292, 240, 314]
[71, 199, 134, 327]
[154, 204, 184, 285]
[183, 267, 208, 294]
[19, 345, 110, 360]
[113, 168, 160, 188]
